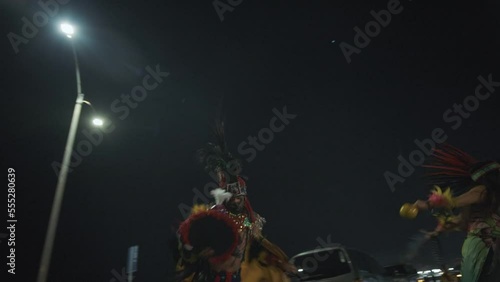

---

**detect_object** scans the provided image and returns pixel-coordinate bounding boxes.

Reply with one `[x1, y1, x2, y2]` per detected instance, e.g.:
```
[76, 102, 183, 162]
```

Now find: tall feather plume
[196, 120, 241, 183]
[213, 119, 227, 155]
[422, 144, 478, 190]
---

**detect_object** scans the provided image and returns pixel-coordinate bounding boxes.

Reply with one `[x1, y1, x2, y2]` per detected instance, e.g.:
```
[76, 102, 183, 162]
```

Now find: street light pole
[37, 33, 84, 282]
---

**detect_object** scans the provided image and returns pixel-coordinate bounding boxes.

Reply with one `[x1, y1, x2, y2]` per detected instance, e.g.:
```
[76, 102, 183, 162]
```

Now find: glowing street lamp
[38, 23, 102, 282]
[60, 23, 74, 38]
[82, 100, 104, 127]
[92, 118, 104, 126]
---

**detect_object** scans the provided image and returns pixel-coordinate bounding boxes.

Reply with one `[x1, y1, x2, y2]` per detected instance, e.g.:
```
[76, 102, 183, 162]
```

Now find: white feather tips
[210, 188, 232, 205]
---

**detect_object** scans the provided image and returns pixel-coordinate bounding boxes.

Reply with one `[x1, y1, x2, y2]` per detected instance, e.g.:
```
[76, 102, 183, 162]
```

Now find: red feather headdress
[423, 144, 498, 189]
[422, 144, 477, 191]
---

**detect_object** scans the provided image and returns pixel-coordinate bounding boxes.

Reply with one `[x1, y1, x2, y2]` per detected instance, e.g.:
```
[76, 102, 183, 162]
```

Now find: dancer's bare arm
[414, 185, 487, 210]
[452, 185, 487, 207]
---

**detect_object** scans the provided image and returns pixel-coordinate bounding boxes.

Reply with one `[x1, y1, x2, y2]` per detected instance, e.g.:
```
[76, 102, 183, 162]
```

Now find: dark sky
[2, 0, 500, 281]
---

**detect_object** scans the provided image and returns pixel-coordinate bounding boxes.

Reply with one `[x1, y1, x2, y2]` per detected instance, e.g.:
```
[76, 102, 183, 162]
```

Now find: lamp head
[92, 118, 103, 127]
[60, 23, 75, 38]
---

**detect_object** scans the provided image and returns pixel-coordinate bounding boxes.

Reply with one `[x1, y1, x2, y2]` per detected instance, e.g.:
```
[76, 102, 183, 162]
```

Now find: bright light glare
[92, 118, 104, 127]
[457, 274, 462, 277]
[60, 23, 75, 36]
[432, 269, 441, 273]
[297, 269, 303, 272]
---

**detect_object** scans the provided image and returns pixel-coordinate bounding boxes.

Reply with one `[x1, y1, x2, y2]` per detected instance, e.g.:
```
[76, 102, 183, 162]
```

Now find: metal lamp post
[37, 23, 99, 282]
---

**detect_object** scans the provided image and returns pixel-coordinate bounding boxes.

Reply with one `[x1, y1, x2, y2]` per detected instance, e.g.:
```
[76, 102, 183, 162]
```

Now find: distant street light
[37, 23, 101, 282]
[82, 100, 104, 127]
[93, 118, 104, 126]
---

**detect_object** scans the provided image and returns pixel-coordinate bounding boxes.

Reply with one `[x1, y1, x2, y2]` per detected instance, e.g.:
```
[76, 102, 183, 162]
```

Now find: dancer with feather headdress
[400, 144, 500, 282]
[174, 121, 296, 282]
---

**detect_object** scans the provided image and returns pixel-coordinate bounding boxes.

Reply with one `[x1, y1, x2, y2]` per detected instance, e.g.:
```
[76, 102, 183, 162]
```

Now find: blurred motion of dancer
[407, 144, 500, 282]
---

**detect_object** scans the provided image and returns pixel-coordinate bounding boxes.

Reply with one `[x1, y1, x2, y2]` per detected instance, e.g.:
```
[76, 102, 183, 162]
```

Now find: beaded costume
[174, 122, 294, 282]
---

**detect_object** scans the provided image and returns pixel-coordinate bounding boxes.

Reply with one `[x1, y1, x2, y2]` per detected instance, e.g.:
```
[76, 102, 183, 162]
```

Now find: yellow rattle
[400, 203, 419, 219]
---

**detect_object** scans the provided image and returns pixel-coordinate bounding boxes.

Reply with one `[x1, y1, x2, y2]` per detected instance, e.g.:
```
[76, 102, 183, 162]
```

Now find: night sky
[2, 0, 500, 281]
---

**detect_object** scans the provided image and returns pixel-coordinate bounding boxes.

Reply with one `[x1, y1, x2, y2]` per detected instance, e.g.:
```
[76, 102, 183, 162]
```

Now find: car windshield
[292, 249, 352, 281]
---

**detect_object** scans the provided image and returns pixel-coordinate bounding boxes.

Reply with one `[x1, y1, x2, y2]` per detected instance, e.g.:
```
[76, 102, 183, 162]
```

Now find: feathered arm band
[427, 186, 456, 209]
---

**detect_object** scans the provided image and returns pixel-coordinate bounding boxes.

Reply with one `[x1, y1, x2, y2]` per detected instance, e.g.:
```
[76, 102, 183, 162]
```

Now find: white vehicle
[290, 245, 390, 282]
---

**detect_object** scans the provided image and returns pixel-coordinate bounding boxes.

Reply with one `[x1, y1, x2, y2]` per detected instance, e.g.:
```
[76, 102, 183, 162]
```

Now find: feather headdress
[424, 144, 500, 191]
[423, 144, 478, 189]
[196, 120, 242, 187]
[197, 120, 255, 222]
